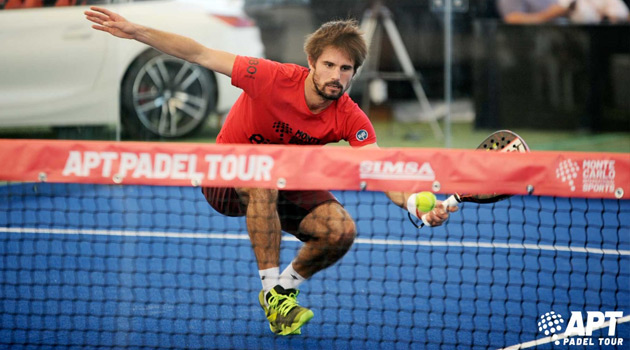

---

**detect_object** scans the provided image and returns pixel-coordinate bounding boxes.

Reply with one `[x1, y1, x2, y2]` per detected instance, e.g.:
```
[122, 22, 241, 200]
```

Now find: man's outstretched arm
[384, 191, 456, 227]
[85, 6, 236, 77]
[361, 143, 457, 227]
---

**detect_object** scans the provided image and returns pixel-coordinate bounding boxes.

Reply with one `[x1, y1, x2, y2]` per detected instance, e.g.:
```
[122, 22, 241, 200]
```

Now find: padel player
[85, 7, 457, 336]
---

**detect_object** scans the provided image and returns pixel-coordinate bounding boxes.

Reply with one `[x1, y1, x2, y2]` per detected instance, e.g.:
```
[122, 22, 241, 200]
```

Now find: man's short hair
[304, 19, 367, 73]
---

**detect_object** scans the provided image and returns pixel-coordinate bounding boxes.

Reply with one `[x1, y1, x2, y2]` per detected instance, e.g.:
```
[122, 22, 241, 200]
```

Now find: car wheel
[121, 49, 217, 139]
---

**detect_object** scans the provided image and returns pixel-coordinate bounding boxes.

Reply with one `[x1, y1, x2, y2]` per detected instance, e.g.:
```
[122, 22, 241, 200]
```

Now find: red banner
[0, 139, 628, 199]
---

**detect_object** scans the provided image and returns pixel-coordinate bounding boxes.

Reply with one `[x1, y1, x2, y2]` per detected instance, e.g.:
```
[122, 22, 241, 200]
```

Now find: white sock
[259, 267, 280, 294]
[279, 262, 306, 290]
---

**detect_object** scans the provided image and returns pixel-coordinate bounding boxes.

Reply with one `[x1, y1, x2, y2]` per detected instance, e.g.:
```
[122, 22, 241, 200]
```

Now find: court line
[1, 227, 629, 256]
[499, 315, 630, 350]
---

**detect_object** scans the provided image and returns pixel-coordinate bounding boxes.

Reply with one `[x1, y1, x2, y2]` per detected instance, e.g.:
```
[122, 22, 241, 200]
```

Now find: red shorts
[201, 187, 340, 239]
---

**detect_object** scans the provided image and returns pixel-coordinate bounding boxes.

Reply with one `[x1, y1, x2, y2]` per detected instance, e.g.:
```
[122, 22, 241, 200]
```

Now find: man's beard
[313, 75, 347, 101]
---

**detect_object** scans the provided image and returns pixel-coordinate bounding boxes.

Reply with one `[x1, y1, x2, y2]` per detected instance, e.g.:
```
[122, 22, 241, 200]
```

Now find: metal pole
[444, 0, 453, 148]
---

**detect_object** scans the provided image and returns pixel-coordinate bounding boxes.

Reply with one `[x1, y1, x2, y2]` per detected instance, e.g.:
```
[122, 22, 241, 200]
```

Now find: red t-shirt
[216, 56, 377, 147]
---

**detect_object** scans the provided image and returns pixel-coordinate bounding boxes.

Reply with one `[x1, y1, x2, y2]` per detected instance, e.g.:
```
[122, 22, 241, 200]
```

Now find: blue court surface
[1, 183, 629, 349]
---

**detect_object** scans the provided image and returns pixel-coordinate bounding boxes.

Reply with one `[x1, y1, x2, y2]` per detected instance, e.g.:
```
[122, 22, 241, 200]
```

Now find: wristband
[407, 193, 420, 219]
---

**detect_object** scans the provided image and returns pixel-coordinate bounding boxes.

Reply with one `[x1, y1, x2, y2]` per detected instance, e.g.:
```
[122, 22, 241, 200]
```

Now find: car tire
[121, 49, 218, 139]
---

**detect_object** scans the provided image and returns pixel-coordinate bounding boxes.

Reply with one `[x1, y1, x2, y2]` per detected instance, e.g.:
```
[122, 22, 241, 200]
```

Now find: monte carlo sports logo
[555, 158, 617, 194]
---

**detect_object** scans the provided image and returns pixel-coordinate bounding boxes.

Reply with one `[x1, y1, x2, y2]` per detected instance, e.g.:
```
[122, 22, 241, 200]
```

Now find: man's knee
[318, 205, 357, 248]
[236, 187, 279, 207]
[299, 202, 357, 246]
[328, 219, 357, 248]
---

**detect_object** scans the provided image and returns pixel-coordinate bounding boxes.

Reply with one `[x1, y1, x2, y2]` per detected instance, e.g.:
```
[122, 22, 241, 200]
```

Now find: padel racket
[413, 130, 530, 228]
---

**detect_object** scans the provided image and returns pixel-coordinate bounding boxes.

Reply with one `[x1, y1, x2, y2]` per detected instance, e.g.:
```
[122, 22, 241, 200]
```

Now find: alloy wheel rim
[132, 55, 214, 137]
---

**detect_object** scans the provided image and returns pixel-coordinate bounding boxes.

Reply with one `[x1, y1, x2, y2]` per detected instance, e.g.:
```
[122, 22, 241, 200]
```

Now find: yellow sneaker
[258, 285, 313, 335]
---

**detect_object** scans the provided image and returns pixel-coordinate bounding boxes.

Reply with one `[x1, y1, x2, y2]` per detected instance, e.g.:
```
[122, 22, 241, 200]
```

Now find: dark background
[245, 0, 630, 132]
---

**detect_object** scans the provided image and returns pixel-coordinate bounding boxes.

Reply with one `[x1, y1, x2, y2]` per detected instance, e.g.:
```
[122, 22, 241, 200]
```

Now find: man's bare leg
[237, 188, 315, 335]
[290, 201, 357, 279]
[236, 188, 282, 270]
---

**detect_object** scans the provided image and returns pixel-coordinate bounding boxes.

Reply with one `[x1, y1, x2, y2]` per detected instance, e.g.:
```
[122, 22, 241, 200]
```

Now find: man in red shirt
[86, 7, 456, 336]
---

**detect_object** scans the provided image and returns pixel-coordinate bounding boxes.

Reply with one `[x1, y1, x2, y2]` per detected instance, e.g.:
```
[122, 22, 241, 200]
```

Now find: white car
[0, 0, 264, 139]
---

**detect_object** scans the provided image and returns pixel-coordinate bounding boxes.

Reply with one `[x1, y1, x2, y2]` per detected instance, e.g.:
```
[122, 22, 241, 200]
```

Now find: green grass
[1, 120, 628, 153]
[369, 121, 630, 153]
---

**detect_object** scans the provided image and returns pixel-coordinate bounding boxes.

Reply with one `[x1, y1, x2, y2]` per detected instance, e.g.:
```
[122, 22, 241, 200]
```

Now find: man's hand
[85, 6, 136, 40]
[421, 200, 458, 227]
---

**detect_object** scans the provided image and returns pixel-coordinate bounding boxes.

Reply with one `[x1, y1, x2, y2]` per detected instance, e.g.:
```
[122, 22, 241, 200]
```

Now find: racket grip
[442, 194, 460, 208]
[421, 194, 460, 227]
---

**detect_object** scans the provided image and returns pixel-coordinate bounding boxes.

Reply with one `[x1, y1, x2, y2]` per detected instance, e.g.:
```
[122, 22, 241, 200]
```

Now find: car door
[0, 1, 110, 127]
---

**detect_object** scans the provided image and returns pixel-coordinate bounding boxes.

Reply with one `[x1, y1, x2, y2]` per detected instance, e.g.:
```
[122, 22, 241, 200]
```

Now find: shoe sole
[277, 309, 314, 336]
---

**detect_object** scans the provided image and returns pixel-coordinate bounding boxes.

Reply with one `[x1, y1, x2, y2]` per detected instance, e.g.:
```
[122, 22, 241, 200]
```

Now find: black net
[1, 179, 629, 349]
